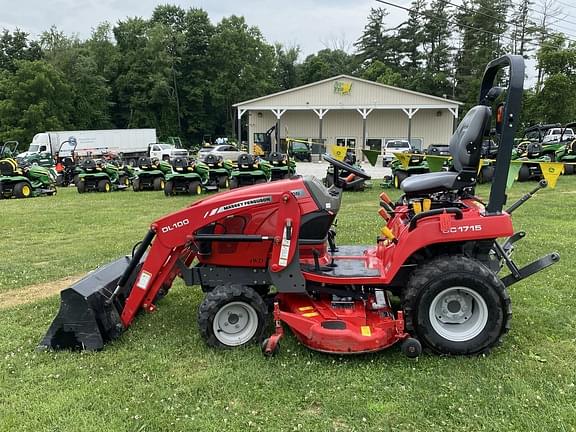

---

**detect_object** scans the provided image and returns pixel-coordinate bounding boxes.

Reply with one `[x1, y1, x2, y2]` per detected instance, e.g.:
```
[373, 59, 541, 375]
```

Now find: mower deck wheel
[261, 338, 280, 357]
[394, 171, 408, 189]
[517, 164, 530, 182]
[402, 255, 511, 355]
[400, 337, 422, 358]
[198, 284, 269, 348]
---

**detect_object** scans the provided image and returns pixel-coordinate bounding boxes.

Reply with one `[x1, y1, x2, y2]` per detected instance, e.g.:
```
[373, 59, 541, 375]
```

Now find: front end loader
[40, 55, 560, 358]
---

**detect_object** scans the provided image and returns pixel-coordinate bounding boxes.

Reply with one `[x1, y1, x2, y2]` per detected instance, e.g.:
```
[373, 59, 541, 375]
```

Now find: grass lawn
[0, 178, 575, 431]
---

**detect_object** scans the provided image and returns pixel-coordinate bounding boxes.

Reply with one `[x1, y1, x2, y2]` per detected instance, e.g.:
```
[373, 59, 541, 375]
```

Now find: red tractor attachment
[40, 55, 559, 357]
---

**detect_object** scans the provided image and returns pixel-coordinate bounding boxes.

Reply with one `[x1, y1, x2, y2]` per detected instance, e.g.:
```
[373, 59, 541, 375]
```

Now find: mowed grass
[1, 177, 576, 432]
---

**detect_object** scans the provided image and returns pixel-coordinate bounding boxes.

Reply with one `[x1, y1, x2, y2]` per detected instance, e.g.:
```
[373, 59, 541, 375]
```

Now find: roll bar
[482, 55, 525, 215]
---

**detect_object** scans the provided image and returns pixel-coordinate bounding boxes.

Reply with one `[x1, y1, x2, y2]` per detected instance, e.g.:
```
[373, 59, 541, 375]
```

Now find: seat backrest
[171, 157, 189, 170]
[268, 152, 286, 163]
[203, 154, 220, 165]
[237, 153, 255, 166]
[526, 142, 542, 157]
[449, 105, 491, 171]
[138, 157, 152, 169]
[0, 159, 17, 176]
[82, 158, 96, 171]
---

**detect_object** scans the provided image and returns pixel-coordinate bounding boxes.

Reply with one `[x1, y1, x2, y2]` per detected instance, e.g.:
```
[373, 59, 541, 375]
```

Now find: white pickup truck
[542, 127, 575, 144]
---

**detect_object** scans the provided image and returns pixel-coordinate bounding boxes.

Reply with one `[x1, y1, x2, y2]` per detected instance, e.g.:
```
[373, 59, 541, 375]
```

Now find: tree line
[0, 1, 574, 147]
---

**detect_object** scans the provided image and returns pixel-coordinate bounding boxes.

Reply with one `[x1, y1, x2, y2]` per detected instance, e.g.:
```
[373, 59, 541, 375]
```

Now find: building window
[366, 139, 382, 152]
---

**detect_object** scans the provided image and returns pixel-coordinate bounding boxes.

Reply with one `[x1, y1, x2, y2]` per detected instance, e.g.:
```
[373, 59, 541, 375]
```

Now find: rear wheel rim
[196, 185, 202, 195]
[428, 286, 488, 342]
[105, 182, 110, 192]
[22, 185, 31, 196]
[213, 301, 258, 346]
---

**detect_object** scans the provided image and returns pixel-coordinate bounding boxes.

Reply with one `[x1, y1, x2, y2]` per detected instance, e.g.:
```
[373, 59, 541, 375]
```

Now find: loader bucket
[38, 256, 132, 351]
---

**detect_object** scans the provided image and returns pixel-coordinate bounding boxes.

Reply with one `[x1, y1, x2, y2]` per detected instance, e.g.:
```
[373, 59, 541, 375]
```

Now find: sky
[0, 0, 406, 58]
[0, 0, 538, 83]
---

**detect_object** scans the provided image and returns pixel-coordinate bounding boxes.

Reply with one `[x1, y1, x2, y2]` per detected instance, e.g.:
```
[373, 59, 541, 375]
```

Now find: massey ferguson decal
[204, 196, 273, 218]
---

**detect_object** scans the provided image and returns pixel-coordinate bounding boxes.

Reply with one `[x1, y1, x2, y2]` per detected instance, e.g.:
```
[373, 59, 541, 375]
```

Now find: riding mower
[324, 151, 371, 191]
[267, 152, 296, 181]
[556, 139, 576, 175]
[203, 154, 233, 189]
[40, 55, 559, 360]
[390, 150, 430, 189]
[54, 139, 80, 187]
[76, 157, 131, 193]
[133, 157, 172, 191]
[513, 141, 548, 182]
[0, 141, 57, 199]
[164, 157, 210, 196]
[229, 154, 271, 188]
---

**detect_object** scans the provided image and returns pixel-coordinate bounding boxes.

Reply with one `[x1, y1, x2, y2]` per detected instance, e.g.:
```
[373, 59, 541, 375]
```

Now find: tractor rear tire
[153, 177, 165, 191]
[229, 177, 239, 189]
[119, 176, 130, 187]
[132, 178, 141, 192]
[402, 256, 511, 356]
[77, 180, 86, 193]
[217, 175, 229, 189]
[198, 284, 269, 348]
[517, 164, 530, 182]
[14, 182, 32, 198]
[98, 179, 111, 193]
[164, 180, 174, 196]
[564, 163, 574, 175]
[189, 180, 202, 195]
[393, 171, 408, 189]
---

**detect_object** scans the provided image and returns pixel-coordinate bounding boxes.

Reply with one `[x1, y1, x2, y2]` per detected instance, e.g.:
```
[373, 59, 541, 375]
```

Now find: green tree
[275, 44, 300, 90]
[0, 60, 73, 143]
[209, 15, 277, 136]
[299, 49, 358, 84]
[0, 29, 42, 73]
[355, 7, 403, 70]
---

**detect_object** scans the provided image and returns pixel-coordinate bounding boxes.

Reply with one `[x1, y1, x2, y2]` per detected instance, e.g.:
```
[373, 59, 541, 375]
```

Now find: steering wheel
[323, 154, 371, 179]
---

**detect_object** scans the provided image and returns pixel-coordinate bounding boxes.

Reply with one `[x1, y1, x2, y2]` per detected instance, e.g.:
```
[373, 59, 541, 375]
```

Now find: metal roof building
[233, 74, 462, 159]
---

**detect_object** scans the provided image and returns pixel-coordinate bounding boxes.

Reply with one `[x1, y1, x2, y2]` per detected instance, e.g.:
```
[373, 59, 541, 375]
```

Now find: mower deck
[276, 292, 408, 354]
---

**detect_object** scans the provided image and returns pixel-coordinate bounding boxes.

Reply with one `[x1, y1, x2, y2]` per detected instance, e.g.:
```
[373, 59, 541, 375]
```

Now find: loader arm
[120, 191, 302, 328]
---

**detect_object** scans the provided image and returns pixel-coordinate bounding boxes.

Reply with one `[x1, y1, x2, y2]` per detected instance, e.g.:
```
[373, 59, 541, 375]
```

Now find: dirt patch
[0, 275, 83, 309]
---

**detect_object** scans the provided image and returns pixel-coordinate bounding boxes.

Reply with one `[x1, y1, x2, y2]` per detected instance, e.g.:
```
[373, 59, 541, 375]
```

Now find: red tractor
[40, 55, 559, 357]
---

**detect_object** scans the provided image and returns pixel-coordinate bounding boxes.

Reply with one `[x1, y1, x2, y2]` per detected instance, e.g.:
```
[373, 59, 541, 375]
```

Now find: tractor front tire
[189, 180, 202, 195]
[164, 180, 174, 196]
[132, 178, 141, 191]
[478, 166, 495, 184]
[564, 163, 574, 175]
[229, 177, 239, 189]
[217, 175, 229, 189]
[98, 179, 111, 193]
[402, 256, 511, 356]
[14, 182, 32, 198]
[198, 284, 269, 348]
[77, 180, 86, 193]
[153, 177, 165, 191]
[393, 171, 408, 189]
[517, 164, 530, 182]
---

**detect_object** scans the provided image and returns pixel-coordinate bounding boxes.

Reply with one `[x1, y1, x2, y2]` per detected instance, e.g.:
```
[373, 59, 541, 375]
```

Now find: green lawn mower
[76, 158, 131, 193]
[164, 157, 209, 196]
[202, 154, 233, 189]
[513, 142, 549, 182]
[133, 157, 172, 191]
[390, 150, 430, 189]
[229, 154, 271, 188]
[0, 141, 57, 199]
[267, 152, 296, 181]
[556, 139, 576, 175]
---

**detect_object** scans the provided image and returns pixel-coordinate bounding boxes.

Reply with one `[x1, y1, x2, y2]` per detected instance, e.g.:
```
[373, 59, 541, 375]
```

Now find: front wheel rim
[212, 301, 258, 346]
[428, 286, 488, 342]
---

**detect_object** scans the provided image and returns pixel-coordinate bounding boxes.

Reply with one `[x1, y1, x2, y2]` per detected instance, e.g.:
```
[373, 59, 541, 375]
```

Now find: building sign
[334, 81, 352, 95]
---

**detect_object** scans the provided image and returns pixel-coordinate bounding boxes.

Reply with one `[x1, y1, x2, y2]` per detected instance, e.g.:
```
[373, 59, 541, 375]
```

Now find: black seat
[203, 154, 221, 166]
[526, 143, 542, 158]
[171, 157, 189, 170]
[268, 152, 286, 164]
[82, 159, 97, 171]
[237, 154, 256, 167]
[401, 105, 491, 194]
[0, 159, 18, 176]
